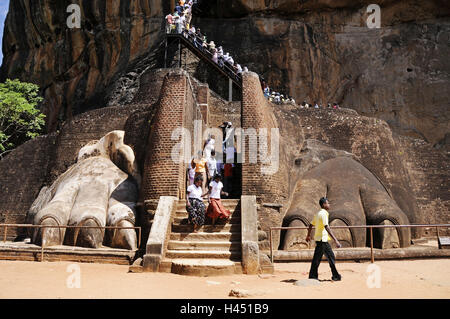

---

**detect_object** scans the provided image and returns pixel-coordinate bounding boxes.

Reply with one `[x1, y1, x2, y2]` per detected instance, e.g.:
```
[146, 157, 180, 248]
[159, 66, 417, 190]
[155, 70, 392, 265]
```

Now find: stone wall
[0, 68, 165, 241]
[0, 104, 151, 241]
[289, 108, 420, 230]
[0, 134, 57, 240]
[208, 91, 241, 129]
[397, 135, 450, 235]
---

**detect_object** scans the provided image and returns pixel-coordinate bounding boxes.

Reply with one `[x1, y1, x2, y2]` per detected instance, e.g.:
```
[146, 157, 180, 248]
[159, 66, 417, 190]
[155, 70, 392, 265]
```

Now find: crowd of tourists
[165, 1, 248, 82]
[261, 80, 296, 105]
[299, 101, 341, 109]
[185, 121, 236, 232]
[166, 1, 316, 107]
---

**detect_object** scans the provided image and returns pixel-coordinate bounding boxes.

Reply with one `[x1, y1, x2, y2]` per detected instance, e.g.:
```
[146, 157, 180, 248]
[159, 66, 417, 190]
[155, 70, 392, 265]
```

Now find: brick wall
[241, 72, 289, 240]
[139, 69, 203, 203]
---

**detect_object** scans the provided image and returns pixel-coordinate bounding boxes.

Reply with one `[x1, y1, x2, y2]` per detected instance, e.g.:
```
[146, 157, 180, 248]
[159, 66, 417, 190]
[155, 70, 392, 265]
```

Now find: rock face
[0, 0, 166, 132]
[194, 0, 450, 147]
[1, 0, 448, 147]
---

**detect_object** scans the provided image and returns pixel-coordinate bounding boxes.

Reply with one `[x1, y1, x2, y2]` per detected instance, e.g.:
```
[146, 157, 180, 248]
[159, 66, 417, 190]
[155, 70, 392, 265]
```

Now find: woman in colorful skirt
[186, 175, 208, 232]
[206, 174, 231, 226]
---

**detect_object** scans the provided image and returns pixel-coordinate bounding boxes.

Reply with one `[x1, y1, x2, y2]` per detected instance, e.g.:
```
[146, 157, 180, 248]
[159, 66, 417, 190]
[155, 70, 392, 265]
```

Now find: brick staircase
[160, 198, 243, 276]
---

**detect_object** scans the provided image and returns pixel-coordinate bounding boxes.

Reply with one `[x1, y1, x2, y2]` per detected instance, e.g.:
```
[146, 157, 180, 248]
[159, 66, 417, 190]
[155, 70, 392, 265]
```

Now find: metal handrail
[269, 223, 450, 264]
[0, 224, 142, 262]
[166, 32, 243, 87]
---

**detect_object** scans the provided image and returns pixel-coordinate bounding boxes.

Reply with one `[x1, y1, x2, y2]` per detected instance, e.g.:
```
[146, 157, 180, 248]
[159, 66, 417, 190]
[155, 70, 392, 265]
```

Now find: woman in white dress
[186, 175, 209, 232]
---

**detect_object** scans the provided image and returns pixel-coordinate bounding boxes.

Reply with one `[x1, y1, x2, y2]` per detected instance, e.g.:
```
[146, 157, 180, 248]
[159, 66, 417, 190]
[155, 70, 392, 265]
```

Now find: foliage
[0, 79, 45, 159]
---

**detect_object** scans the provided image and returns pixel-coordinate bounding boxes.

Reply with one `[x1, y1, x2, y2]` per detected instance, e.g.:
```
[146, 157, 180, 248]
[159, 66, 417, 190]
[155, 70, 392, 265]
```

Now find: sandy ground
[0, 259, 449, 299]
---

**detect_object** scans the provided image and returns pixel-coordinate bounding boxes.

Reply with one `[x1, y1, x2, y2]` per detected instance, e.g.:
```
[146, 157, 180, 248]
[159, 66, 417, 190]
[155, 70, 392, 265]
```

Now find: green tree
[0, 79, 45, 159]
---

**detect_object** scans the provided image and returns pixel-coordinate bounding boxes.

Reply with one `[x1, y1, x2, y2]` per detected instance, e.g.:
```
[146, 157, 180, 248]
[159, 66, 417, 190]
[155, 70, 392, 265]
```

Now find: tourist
[202, 36, 208, 50]
[173, 12, 180, 33]
[212, 49, 218, 63]
[222, 122, 234, 153]
[186, 175, 208, 233]
[218, 54, 224, 67]
[175, 4, 183, 15]
[314, 101, 319, 109]
[274, 93, 281, 104]
[206, 174, 230, 226]
[222, 52, 229, 65]
[203, 135, 215, 159]
[206, 150, 218, 185]
[208, 40, 216, 52]
[236, 64, 243, 75]
[193, 151, 209, 193]
[165, 13, 174, 33]
[216, 47, 224, 67]
[177, 12, 186, 33]
[306, 197, 342, 281]
[184, 7, 192, 29]
[223, 161, 233, 197]
[225, 53, 234, 67]
[243, 66, 248, 72]
[194, 28, 203, 48]
[188, 159, 196, 186]
[188, 25, 196, 40]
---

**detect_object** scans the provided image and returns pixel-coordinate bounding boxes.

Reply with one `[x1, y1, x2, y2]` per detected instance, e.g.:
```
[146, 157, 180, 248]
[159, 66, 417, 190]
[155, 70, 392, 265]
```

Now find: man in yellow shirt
[306, 197, 342, 281]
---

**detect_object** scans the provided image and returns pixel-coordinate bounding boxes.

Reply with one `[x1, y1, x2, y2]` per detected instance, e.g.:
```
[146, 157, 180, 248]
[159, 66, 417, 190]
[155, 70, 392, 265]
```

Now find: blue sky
[0, 0, 9, 66]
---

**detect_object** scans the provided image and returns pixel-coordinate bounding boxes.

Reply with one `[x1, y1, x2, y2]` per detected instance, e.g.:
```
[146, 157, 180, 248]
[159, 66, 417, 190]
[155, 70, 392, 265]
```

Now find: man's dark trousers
[308, 241, 341, 279]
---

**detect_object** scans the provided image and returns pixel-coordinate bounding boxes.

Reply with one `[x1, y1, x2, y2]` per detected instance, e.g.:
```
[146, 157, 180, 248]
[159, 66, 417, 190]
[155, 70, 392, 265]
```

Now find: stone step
[172, 223, 241, 233]
[175, 208, 241, 216]
[173, 215, 240, 225]
[167, 258, 243, 276]
[167, 240, 241, 251]
[170, 231, 241, 241]
[165, 249, 241, 259]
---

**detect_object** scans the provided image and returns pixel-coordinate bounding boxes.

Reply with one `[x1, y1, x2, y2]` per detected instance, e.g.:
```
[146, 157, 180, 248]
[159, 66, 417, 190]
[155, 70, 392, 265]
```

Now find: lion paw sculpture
[27, 131, 140, 250]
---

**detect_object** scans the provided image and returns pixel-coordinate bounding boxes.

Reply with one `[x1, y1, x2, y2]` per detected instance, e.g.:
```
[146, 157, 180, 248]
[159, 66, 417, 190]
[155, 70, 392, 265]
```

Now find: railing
[0, 224, 141, 262]
[269, 224, 450, 264]
[166, 29, 243, 86]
